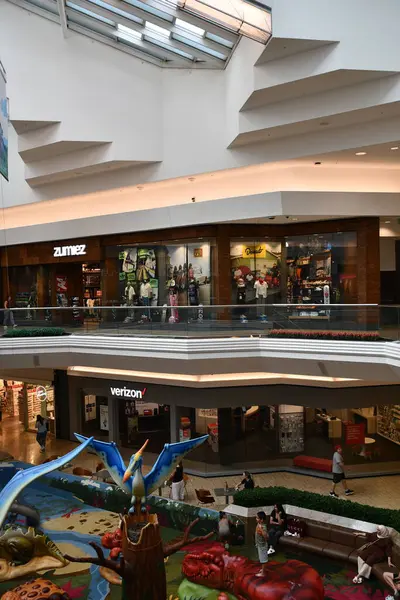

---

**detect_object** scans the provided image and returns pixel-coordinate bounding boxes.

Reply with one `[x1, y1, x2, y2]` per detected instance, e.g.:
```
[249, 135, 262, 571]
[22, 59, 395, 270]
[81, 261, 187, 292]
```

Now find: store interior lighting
[177, 0, 272, 44]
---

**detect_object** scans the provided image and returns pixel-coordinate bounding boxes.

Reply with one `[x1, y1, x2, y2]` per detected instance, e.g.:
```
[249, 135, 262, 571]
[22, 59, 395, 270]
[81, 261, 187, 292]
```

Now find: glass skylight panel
[175, 17, 204, 36]
[66, 2, 114, 25]
[144, 35, 194, 60]
[172, 33, 227, 59]
[124, 0, 174, 22]
[205, 31, 234, 49]
[91, 0, 143, 24]
[116, 23, 143, 41]
[145, 21, 170, 37]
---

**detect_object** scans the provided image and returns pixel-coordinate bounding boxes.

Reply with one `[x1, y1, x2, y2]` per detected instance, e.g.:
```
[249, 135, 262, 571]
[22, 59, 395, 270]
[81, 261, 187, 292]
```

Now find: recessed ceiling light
[314, 161, 322, 165]
[188, 177, 196, 182]
[385, 220, 391, 224]
[355, 152, 367, 156]
[390, 146, 399, 151]
[291, 217, 298, 221]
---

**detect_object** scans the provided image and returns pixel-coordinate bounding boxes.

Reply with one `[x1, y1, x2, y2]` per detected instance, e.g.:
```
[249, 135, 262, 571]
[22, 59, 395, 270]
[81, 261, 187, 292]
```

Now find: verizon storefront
[68, 376, 171, 454]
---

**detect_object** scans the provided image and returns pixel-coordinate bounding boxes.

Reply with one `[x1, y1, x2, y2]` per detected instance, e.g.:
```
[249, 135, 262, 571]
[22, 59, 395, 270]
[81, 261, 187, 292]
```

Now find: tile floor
[1, 416, 399, 510]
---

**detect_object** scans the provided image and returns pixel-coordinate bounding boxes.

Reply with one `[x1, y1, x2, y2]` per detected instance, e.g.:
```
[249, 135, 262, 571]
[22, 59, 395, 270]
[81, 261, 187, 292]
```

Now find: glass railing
[0, 303, 398, 339]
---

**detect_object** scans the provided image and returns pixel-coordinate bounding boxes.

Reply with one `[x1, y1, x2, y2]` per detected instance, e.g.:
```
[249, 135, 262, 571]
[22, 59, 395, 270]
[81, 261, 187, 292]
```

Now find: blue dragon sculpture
[75, 433, 208, 512]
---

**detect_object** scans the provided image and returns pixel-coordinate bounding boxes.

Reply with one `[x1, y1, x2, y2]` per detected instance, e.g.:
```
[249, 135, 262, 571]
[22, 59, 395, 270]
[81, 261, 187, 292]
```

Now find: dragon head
[182, 549, 226, 589]
[123, 439, 148, 483]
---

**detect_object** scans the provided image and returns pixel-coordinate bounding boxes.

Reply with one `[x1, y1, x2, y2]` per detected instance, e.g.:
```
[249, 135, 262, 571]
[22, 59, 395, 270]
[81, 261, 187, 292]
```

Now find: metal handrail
[0, 303, 380, 311]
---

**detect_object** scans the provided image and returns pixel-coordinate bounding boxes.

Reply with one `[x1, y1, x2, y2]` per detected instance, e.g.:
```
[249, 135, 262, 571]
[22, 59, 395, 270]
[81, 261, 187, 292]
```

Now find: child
[218, 512, 231, 549]
[255, 511, 269, 577]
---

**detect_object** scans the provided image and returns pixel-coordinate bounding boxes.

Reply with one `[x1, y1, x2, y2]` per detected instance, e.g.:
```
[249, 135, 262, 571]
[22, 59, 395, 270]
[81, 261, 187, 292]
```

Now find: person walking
[330, 445, 354, 498]
[255, 511, 269, 577]
[3, 296, 17, 331]
[170, 461, 185, 501]
[218, 512, 231, 549]
[35, 415, 48, 453]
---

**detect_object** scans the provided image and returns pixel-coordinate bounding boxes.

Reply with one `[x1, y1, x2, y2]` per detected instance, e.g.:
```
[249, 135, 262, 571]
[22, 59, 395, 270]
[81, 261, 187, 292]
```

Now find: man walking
[330, 445, 354, 498]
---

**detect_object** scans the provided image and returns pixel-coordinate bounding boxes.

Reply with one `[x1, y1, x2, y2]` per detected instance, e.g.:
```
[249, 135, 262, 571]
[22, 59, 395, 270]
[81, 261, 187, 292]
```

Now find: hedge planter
[2, 327, 67, 338]
[268, 330, 381, 341]
[233, 486, 400, 532]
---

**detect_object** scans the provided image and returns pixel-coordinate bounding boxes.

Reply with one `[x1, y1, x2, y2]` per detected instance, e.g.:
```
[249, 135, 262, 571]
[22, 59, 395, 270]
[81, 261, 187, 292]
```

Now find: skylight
[66, 1, 114, 25]
[116, 23, 142, 41]
[124, 0, 174, 22]
[172, 32, 227, 60]
[91, 0, 143, 24]
[145, 21, 170, 37]
[175, 17, 204, 36]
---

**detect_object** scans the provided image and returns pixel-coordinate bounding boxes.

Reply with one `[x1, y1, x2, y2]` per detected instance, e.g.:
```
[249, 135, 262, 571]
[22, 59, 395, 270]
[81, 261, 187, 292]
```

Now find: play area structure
[0, 434, 389, 600]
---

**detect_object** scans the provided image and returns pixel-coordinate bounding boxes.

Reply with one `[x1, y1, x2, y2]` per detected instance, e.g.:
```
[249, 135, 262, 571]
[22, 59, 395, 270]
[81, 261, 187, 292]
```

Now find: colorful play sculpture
[74, 434, 209, 512]
[182, 543, 325, 600]
[0, 437, 93, 582]
[1, 578, 71, 600]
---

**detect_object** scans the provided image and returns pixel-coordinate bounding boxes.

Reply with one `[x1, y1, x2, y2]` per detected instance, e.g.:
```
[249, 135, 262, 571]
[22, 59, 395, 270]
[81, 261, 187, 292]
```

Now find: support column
[108, 397, 119, 443]
[169, 404, 179, 443]
[54, 370, 71, 440]
[217, 407, 234, 466]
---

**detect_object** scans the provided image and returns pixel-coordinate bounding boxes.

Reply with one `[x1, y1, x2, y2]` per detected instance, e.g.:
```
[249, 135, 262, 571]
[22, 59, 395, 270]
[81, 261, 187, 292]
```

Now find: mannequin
[124, 283, 136, 305]
[236, 277, 246, 304]
[140, 281, 152, 320]
[168, 279, 179, 323]
[254, 276, 268, 315]
[188, 278, 199, 320]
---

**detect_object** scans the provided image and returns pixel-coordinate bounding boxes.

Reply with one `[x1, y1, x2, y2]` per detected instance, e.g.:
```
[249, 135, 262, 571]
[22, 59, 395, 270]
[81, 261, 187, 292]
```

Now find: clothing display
[188, 279, 199, 306]
[140, 282, 152, 299]
[125, 284, 136, 304]
[254, 278, 268, 299]
[237, 278, 246, 304]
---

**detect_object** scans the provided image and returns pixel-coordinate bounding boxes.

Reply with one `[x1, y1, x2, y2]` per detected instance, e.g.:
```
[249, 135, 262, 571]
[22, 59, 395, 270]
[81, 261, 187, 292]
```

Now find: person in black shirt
[170, 461, 185, 501]
[267, 503, 287, 555]
[235, 471, 255, 491]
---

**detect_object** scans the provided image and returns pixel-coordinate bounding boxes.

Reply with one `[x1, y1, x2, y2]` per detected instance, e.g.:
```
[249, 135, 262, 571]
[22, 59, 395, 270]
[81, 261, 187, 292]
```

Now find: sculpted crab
[182, 544, 324, 600]
[0, 578, 70, 600]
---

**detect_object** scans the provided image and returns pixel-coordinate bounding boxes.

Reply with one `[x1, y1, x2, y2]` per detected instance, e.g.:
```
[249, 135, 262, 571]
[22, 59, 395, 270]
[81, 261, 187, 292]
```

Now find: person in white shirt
[140, 282, 153, 320]
[254, 277, 268, 314]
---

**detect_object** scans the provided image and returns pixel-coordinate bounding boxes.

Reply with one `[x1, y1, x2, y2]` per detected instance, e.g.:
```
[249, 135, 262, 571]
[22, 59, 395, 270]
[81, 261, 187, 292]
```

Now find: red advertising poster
[346, 423, 365, 445]
[56, 275, 68, 293]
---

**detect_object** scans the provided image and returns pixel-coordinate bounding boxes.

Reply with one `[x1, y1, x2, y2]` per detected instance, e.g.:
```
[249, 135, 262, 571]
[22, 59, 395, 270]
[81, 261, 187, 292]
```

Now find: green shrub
[3, 327, 66, 338]
[268, 330, 380, 341]
[234, 486, 400, 530]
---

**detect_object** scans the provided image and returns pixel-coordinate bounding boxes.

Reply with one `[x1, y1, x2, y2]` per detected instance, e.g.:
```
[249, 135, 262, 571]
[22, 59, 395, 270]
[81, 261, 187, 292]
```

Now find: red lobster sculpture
[182, 544, 324, 600]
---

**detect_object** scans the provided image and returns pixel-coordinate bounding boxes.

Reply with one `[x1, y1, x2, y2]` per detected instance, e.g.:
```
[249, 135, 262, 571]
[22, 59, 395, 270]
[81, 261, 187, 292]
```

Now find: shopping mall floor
[1, 416, 399, 511]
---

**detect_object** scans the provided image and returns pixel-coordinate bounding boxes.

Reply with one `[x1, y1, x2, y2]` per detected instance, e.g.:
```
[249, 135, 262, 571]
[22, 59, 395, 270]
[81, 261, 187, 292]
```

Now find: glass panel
[172, 33, 227, 59]
[116, 23, 143, 41]
[144, 35, 194, 59]
[92, 0, 143, 23]
[67, 1, 115, 25]
[205, 31, 234, 48]
[175, 17, 205, 36]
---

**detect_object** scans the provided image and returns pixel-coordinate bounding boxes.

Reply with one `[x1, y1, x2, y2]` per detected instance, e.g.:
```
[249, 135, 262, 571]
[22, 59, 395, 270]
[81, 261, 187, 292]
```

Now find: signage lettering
[110, 386, 147, 399]
[53, 244, 87, 258]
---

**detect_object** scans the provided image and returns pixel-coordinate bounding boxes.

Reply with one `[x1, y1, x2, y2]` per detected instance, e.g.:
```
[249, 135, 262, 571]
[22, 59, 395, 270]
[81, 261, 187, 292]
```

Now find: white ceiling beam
[57, 0, 69, 36]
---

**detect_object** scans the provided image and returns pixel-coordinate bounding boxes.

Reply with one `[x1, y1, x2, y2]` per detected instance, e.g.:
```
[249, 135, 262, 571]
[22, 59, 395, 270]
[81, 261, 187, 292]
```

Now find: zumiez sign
[53, 244, 87, 257]
[110, 386, 147, 399]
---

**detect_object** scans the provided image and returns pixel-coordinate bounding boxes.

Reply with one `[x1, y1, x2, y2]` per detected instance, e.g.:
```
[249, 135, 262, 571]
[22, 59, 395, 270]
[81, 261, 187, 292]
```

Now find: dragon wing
[145, 435, 208, 496]
[74, 433, 131, 494]
[0, 436, 94, 529]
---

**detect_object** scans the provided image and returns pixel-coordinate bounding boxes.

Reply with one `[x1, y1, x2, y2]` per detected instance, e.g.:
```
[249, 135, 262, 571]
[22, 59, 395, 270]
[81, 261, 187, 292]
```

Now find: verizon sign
[53, 244, 87, 258]
[110, 386, 147, 399]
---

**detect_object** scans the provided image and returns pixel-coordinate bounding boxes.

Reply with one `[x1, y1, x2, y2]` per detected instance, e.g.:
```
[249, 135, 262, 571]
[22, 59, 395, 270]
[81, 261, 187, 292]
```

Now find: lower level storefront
[0, 378, 56, 435]
[66, 375, 400, 475]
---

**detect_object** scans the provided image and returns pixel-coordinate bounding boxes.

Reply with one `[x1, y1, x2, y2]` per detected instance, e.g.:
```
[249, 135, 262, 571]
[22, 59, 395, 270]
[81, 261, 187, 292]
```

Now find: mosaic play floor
[0, 472, 390, 600]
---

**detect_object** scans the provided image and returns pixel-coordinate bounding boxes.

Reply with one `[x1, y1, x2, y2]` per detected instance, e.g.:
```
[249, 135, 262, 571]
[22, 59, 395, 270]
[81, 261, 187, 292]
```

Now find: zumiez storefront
[67, 376, 400, 476]
[1, 218, 380, 323]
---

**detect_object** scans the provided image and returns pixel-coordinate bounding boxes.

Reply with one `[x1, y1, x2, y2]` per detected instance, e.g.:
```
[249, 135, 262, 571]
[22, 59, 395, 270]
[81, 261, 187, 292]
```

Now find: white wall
[1, 0, 400, 223]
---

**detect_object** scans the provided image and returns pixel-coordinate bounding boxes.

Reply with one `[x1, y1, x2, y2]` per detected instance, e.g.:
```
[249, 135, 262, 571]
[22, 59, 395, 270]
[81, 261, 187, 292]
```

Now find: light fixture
[391, 146, 399, 151]
[355, 151, 367, 156]
[188, 176, 196, 181]
[177, 0, 272, 44]
[385, 220, 391, 224]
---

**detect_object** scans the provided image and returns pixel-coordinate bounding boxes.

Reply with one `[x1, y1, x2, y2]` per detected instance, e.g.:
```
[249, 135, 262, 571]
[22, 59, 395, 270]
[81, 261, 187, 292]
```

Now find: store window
[118, 397, 170, 454]
[285, 232, 357, 309]
[81, 394, 109, 440]
[0, 380, 56, 435]
[230, 240, 282, 305]
[106, 239, 214, 320]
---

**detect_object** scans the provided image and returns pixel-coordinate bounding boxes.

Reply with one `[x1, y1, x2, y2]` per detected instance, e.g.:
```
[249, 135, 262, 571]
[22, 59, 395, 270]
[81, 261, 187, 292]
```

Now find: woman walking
[170, 461, 185, 501]
[35, 415, 48, 453]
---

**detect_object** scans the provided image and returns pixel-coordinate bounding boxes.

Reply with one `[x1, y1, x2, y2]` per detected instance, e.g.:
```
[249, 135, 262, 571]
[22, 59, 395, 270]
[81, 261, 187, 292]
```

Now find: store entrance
[118, 399, 170, 454]
[0, 380, 56, 435]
